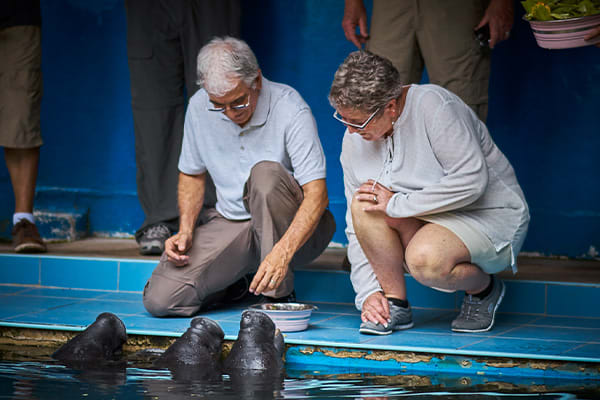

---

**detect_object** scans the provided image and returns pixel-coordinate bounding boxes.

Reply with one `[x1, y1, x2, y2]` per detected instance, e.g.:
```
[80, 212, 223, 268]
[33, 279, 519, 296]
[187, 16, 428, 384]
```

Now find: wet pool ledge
[0, 253, 599, 380]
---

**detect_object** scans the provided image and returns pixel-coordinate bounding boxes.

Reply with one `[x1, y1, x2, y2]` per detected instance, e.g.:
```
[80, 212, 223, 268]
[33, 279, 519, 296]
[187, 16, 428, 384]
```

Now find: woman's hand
[355, 180, 393, 213]
[362, 291, 390, 326]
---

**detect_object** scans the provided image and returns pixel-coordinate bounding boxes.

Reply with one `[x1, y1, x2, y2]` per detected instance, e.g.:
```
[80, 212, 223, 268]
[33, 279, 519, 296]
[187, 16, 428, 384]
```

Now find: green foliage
[522, 0, 600, 20]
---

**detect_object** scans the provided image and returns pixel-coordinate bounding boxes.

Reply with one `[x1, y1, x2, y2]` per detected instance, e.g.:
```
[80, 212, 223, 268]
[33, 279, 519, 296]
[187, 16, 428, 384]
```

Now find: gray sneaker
[359, 300, 414, 335]
[138, 224, 171, 255]
[451, 278, 505, 333]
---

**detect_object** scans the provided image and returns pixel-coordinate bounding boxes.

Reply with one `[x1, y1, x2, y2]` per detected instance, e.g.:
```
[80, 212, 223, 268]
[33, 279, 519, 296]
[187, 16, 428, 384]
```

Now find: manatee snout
[52, 312, 127, 363]
[241, 310, 275, 334]
[155, 316, 224, 367]
[224, 310, 284, 373]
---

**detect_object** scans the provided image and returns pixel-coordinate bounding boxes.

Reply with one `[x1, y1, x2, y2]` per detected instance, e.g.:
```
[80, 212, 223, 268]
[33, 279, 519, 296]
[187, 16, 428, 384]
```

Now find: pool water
[0, 346, 598, 400]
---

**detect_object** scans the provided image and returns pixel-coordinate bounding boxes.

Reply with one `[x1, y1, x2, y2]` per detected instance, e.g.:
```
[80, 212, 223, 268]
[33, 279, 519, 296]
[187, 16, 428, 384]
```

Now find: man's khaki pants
[367, 0, 491, 121]
[143, 161, 336, 317]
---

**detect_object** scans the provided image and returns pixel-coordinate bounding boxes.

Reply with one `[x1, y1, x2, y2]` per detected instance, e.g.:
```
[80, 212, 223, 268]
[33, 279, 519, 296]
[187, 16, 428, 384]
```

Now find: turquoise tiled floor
[1, 252, 599, 369]
[0, 284, 599, 364]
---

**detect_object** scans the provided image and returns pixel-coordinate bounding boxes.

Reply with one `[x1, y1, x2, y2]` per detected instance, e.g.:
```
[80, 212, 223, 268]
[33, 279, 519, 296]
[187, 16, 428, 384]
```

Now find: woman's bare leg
[404, 223, 489, 293]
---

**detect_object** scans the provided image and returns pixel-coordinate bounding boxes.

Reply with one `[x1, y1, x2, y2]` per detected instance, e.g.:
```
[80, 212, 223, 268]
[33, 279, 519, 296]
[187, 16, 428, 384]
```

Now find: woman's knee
[350, 195, 377, 227]
[405, 243, 448, 283]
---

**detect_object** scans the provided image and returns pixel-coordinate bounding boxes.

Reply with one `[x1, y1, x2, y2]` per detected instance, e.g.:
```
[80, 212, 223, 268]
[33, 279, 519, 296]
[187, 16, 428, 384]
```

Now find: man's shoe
[12, 219, 47, 253]
[224, 275, 251, 303]
[451, 278, 505, 333]
[137, 224, 171, 255]
[359, 300, 414, 335]
[257, 290, 297, 304]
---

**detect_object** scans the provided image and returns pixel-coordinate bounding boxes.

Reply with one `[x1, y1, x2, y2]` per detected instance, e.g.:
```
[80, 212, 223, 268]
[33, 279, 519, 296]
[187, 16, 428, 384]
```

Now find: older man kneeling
[143, 37, 335, 317]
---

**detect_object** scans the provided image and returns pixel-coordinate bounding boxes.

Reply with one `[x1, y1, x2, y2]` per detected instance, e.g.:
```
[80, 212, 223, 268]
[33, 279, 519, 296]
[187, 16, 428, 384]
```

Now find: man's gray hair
[329, 51, 403, 113]
[196, 37, 260, 96]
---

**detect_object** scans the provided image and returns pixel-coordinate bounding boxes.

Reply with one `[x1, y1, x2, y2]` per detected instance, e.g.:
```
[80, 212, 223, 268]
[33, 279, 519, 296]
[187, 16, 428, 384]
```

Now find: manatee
[154, 317, 224, 368]
[52, 312, 127, 363]
[223, 310, 284, 373]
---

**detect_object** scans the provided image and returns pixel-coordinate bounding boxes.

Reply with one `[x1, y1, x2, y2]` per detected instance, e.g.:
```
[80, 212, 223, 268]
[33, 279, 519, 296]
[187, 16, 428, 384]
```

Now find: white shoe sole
[359, 321, 414, 335]
[15, 243, 47, 253]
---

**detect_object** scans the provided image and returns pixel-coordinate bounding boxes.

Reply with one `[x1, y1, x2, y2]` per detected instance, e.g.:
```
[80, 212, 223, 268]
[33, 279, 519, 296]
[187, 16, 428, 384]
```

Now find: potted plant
[521, 0, 600, 48]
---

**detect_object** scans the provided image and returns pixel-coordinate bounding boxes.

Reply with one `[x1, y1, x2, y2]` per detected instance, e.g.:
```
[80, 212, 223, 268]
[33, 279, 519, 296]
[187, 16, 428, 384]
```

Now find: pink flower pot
[527, 13, 600, 49]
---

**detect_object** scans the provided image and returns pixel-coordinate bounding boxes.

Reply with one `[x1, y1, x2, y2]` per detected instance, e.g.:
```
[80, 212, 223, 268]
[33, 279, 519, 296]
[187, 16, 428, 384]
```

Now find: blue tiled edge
[118, 261, 155, 292]
[41, 257, 119, 290]
[0, 255, 40, 285]
[1, 254, 600, 319]
[547, 284, 600, 318]
[285, 346, 600, 380]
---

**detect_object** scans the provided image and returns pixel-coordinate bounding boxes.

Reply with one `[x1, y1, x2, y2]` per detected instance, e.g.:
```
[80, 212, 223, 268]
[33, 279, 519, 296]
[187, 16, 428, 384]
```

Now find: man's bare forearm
[275, 179, 329, 259]
[177, 172, 206, 235]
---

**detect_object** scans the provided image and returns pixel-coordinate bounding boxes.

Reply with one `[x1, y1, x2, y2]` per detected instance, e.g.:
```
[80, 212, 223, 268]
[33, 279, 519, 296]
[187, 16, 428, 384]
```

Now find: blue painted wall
[1, 0, 599, 257]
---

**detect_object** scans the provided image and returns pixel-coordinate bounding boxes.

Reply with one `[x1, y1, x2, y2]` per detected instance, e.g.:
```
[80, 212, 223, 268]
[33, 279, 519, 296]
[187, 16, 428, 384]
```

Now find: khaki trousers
[143, 161, 336, 317]
[367, 0, 491, 121]
[0, 25, 43, 148]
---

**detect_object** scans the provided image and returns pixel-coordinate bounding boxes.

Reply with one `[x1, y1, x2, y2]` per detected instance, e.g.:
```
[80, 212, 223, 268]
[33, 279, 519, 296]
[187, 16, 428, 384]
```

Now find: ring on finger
[270, 279, 277, 285]
[373, 194, 378, 203]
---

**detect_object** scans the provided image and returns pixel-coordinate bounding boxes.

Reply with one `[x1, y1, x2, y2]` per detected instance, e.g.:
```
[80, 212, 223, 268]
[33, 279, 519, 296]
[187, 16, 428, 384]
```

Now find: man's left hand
[355, 180, 393, 213]
[475, 0, 514, 49]
[249, 245, 290, 295]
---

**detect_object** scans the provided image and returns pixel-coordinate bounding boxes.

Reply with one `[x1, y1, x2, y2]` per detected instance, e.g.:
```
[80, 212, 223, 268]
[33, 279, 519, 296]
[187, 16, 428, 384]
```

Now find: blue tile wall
[547, 284, 600, 318]
[118, 261, 155, 292]
[0, 255, 39, 285]
[405, 277, 457, 310]
[2, 255, 600, 320]
[501, 281, 546, 314]
[41, 257, 118, 291]
[295, 270, 355, 303]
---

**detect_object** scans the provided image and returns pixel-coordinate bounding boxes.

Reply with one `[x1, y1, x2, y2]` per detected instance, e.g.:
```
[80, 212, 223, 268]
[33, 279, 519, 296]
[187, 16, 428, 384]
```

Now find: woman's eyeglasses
[332, 107, 381, 129]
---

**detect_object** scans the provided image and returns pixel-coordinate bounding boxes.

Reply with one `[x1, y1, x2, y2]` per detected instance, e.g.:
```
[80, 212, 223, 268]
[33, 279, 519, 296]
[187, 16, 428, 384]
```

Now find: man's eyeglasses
[332, 107, 381, 129]
[207, 94, 250, 112]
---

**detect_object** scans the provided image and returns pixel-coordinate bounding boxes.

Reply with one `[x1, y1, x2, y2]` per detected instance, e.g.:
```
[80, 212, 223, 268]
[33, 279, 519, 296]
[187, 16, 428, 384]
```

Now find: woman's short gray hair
[329, 51, 403, 113]
[196, 37, 260, 96]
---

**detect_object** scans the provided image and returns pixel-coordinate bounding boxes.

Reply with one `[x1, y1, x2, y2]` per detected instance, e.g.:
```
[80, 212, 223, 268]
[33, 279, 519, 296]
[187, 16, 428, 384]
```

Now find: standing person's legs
[4, 148, 40, 215]
[367, 0, 424, 85]
[126, 0, 242, 253]
[179, 0, 241, 208]
[126, 0, 185, 251]
[243, 161, 336, 298]
[143, 209, 258, 317]
[417, 0, 491, 121]
[0, 25, 45, 253]
[181, 0, 241, 98]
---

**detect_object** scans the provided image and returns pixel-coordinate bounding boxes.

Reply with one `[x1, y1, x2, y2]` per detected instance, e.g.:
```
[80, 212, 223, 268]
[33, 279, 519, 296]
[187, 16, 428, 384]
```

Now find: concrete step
[33, 208, 88, 242]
